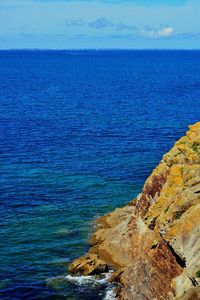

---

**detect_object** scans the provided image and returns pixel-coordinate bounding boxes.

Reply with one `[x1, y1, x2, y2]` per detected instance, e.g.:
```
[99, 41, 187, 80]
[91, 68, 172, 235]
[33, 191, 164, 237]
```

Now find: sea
[1, 50, 200, 300]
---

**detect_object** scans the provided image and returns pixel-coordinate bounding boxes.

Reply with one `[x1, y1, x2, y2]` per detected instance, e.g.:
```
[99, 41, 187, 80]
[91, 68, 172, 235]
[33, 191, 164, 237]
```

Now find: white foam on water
[104, 287, 116, 300]
[66, 274, 98, 286]
[66, 271, 113, 287]
[66, 271, 117, 299]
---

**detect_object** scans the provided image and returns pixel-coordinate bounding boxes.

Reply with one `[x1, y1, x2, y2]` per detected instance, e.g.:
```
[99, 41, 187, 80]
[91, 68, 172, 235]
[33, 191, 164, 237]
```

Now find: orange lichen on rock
[68, 122, 200, 300]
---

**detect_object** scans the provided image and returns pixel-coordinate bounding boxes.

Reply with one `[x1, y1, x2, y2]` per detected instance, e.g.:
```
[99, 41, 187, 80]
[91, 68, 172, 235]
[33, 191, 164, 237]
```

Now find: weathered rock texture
[69, 122, 200, 299]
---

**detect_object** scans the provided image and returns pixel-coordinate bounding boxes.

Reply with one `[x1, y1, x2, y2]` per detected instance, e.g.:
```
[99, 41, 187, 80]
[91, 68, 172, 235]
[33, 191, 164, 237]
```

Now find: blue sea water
[1, 50, 200, 300]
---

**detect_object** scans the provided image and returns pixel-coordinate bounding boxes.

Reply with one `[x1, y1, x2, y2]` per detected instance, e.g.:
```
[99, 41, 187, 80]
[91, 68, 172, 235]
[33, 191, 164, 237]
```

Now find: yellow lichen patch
[175, 144, 188, 153]
[145, 166, 185, 225]
[173, 176, 184, 186]
[145, 192, 174, 227]
[189, 122, 200, 132]
[170, 165, 182, 177]
[161, 185, 177, 196]
[182, 164, 200, 187]
[186, 152, 199, 164]
[165, 204, 200, 240]
[175, 196, 187, 207]
[143, 122, 200, 227]
[166, 165, 185, 188]
[175, 136, 188, 146]
[186, 122, 200, 139]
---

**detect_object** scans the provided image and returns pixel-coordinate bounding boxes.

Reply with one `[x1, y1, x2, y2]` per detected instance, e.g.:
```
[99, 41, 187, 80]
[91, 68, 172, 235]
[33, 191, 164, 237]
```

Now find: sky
[0, 0, 200, 49]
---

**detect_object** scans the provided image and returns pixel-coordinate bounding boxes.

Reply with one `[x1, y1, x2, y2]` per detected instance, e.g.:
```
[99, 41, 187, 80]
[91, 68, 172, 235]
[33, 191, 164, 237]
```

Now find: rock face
[69, 122, 200, 299]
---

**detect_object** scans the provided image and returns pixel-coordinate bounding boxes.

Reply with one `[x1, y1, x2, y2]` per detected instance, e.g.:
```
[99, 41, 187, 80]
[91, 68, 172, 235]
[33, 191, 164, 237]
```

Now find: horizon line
[1, 48, 200, 51]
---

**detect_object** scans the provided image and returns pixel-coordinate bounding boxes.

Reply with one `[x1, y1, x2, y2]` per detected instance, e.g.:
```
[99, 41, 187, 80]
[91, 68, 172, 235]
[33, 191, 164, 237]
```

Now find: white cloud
[143, 26, 174, 38]
[158, 26, 174, 37]
[65, 17, 138, 31]
[65, 19, 85, 27]
[1, 0, 199, 49]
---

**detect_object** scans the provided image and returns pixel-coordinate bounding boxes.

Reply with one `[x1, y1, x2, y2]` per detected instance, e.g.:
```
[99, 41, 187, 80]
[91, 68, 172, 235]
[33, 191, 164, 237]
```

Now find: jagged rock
[109, 269, 124, 283]
[68, 122, 200, 299]
[68, 254, 108, 275]
[118, 241, 182, 300]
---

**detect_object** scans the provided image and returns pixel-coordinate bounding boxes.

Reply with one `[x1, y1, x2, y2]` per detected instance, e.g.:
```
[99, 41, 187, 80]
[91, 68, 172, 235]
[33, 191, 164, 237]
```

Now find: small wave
[66, 271, 116, 299]
[66, 271, 113, 286]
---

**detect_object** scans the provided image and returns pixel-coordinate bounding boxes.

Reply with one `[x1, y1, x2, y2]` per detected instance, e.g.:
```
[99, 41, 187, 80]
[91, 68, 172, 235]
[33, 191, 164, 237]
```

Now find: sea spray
[66, 271, 116, 299]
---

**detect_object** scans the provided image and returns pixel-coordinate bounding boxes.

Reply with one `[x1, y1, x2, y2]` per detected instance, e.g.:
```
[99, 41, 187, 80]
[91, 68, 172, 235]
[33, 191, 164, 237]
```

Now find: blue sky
[0, 0, 200, 49]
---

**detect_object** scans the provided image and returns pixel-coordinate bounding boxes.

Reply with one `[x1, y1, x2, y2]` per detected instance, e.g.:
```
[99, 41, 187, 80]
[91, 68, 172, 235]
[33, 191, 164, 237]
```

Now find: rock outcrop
[69, 122, 200, 299]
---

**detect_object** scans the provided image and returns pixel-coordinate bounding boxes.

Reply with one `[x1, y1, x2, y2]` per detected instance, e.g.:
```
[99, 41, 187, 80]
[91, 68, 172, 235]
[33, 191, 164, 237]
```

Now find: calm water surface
[1, 50, 200, 299]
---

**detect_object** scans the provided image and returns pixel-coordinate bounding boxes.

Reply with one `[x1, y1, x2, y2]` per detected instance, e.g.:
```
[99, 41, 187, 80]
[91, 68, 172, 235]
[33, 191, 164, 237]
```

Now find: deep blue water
[1, 50, 200, 300]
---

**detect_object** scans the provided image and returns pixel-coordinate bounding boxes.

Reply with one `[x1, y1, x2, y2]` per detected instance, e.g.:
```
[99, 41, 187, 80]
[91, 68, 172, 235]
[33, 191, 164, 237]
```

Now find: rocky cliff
[69, 122, 200, 299]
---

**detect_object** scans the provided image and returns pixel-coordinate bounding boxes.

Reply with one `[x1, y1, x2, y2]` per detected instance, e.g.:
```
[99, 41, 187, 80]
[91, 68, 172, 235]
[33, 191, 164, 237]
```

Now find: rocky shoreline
[69, 122, 200, 299]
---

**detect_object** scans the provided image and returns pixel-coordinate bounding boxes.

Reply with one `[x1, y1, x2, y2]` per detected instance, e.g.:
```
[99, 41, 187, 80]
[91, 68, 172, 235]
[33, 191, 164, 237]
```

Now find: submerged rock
[69, 122, 200, 299]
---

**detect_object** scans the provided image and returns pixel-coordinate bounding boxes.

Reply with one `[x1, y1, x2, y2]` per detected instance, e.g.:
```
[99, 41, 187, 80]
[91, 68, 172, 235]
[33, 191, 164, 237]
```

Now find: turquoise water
[1, 50, 200, 299]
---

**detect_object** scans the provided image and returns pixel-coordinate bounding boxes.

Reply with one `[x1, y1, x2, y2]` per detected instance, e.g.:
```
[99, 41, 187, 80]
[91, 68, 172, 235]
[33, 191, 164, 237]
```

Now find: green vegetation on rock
[196, 270, 200, 278]
[192, 142, 200, 153]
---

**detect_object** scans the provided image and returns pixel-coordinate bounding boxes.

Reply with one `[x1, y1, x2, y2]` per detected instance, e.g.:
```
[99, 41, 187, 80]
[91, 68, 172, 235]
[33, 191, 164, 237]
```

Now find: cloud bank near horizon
[0, 0, 199, 49]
